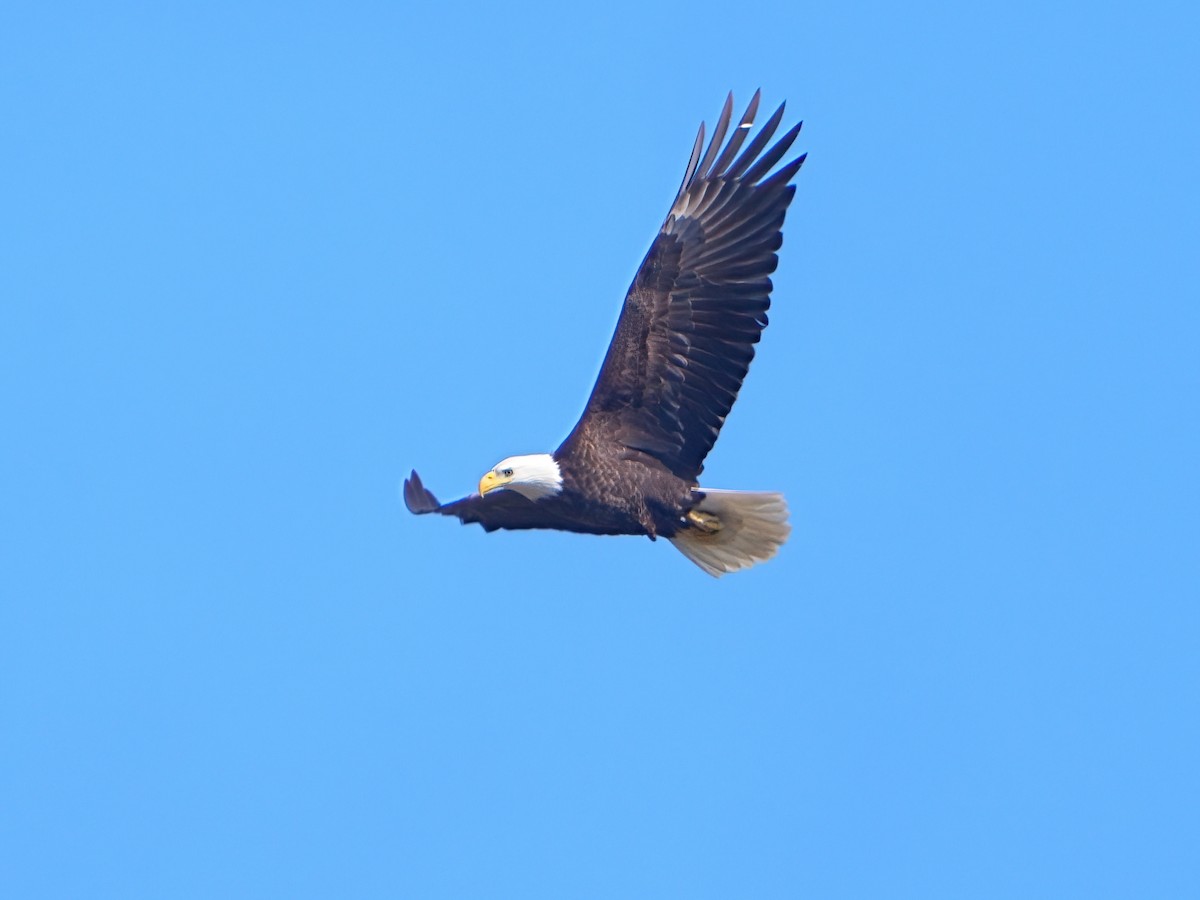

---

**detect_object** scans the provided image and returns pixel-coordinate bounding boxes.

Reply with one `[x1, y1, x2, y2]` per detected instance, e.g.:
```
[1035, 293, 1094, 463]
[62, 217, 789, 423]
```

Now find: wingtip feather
[404, 469, 441, 514]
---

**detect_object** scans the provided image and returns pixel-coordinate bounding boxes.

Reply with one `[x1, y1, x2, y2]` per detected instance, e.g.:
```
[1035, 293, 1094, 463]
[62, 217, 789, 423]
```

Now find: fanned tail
[669, 489, 790, 577]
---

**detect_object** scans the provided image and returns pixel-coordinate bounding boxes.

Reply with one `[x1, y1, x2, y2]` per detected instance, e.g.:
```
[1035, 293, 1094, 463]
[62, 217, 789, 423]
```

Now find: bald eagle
[405, 92, 805, 576]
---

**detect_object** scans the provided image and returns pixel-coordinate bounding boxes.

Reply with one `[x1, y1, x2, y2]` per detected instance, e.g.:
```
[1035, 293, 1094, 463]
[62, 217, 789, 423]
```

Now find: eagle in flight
[405, 92, 805, 576]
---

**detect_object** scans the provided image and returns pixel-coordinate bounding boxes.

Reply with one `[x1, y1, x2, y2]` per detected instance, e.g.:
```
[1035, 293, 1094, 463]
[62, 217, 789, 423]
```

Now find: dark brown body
[551, 443, 696, 538]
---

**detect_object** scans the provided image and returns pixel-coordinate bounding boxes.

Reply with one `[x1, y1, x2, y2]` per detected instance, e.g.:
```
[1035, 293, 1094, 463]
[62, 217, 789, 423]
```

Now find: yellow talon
[686, 509, 722, 534]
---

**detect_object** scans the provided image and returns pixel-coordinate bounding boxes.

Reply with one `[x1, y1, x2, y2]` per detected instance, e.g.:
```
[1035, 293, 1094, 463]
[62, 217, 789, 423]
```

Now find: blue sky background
[2, 2, 1198, 897]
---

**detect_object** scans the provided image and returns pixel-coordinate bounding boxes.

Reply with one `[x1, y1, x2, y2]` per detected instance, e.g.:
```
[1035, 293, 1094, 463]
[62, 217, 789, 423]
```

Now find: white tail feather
[668, 489, 791, 577]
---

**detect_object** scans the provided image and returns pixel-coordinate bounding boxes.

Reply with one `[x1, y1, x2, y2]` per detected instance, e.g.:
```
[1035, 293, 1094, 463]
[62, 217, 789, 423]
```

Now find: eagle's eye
[503, 468, 514, 477]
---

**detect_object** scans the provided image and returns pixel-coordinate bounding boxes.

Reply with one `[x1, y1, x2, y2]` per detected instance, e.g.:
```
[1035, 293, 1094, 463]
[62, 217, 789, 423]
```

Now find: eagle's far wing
[403, 469, 602, 533]
[404, 469, 548, 531]
[557, 91, 805, 482]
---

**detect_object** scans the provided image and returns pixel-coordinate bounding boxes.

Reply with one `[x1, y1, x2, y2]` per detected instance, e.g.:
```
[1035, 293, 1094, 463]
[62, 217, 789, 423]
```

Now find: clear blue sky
[2, 2, 1197, 897]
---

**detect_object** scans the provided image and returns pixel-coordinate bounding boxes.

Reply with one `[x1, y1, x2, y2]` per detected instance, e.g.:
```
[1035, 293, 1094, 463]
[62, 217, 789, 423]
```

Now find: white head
[478, 454, 563, 501]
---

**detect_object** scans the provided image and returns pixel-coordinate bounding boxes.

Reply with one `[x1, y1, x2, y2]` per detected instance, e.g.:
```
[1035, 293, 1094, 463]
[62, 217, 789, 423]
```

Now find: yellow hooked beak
[479, 470, 511, 496]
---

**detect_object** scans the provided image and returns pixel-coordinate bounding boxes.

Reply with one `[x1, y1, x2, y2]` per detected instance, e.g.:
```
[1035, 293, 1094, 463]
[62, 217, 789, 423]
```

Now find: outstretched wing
[403, 469, 618, 535]
[558, 91, 805, 481]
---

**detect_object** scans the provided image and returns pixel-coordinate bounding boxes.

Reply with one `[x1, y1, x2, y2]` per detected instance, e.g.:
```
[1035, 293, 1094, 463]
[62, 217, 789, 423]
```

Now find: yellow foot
[686, 509, 722, 535]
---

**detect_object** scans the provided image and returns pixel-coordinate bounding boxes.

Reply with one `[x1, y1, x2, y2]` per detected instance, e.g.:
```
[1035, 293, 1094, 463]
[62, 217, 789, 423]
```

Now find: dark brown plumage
[405, 92, 805, 575]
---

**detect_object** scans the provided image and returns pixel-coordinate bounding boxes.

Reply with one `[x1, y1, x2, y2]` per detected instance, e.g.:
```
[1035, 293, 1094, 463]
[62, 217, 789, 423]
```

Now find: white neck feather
[495, 454, 563, 501]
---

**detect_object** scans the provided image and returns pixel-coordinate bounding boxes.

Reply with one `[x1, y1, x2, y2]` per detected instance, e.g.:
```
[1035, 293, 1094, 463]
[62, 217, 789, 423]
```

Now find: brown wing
[558, 91, 805, 481]
[403, 470, 620, 535]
